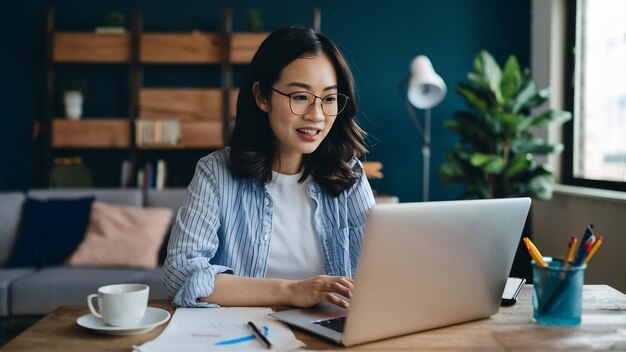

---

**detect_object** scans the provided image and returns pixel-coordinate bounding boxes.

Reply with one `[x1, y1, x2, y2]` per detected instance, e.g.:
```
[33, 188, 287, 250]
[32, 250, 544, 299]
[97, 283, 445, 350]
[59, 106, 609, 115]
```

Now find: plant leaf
[492, 111, 525, 132]
[452, 111, 494, 151]
[456, 84, 490, 112]
[506, 154, 532, 178]
[511, 69, 537, 113]
[528, 110, 572, 128]
[527, 175, 553, 200]
[470, 153, 505, 174]
[520, 87, 551, 111]
[511, 138, 564, 154]
[500, 55, 520, 102]
[473, 51, 502, 101]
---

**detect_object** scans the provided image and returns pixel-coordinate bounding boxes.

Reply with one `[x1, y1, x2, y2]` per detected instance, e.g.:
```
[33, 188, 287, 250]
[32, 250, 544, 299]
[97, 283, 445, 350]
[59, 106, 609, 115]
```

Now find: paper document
[133, 307, 305, 351]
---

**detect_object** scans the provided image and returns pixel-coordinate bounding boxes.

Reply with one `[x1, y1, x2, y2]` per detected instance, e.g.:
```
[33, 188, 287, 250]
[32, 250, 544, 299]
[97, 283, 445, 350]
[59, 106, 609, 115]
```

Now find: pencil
[583, 236, 604, 265]
[523, 237, 548, 268]
[562, 236, 578, 269]
[523, 238, 544, 267]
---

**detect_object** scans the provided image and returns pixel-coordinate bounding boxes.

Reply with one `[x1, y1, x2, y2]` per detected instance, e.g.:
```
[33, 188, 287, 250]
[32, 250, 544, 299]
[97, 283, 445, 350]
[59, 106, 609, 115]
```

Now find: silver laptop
[269, 197, 531, 346]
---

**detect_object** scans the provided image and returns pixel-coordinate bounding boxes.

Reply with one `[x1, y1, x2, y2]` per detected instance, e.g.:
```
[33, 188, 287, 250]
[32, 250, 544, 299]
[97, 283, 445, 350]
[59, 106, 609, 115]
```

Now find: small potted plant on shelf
[246, 9, 264, 32]
[95, 11, 127, 34]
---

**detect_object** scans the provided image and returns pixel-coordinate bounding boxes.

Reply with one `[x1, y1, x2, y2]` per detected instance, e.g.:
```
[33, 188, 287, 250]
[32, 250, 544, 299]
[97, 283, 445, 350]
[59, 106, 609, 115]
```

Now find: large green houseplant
[440, 50, 572, 200]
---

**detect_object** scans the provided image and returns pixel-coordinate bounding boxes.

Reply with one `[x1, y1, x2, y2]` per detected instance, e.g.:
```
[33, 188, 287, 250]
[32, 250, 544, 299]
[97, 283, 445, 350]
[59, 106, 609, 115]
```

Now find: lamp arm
[398, 75, 426, 144]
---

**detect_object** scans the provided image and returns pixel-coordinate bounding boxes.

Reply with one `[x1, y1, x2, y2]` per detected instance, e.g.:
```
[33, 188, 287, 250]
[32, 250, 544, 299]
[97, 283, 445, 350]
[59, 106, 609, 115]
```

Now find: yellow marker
[562, 236, 578, 269]
[523, 237, 547, 268]
[583, 236, 603, 265]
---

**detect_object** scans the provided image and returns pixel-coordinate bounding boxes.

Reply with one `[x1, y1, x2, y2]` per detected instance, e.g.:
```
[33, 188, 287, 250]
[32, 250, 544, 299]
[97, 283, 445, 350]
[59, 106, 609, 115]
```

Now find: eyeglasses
[272, 88, 349, 117]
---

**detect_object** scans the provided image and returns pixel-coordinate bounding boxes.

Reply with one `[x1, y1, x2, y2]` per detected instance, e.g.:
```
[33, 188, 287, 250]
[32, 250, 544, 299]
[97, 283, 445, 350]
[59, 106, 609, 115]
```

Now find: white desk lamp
[400, 55, 446, 201]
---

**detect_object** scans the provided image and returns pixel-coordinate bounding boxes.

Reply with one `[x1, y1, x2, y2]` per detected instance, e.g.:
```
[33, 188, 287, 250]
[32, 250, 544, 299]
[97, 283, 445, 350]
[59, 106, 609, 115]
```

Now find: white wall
[531, 0, 626, 293]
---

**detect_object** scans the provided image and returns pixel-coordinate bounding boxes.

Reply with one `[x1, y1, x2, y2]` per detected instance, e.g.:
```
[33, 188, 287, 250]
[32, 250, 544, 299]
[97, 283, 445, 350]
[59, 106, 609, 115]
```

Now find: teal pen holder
[532, 257, 586, 326]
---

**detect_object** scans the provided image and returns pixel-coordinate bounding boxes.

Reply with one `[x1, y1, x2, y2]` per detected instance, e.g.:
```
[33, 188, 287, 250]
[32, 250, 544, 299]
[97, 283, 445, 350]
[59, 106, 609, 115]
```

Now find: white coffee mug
[87, 283, 149, 327]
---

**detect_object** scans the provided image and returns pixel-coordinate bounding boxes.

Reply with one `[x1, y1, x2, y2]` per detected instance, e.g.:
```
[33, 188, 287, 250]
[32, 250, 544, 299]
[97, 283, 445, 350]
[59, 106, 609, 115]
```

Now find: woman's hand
[286, 275, 354, 308]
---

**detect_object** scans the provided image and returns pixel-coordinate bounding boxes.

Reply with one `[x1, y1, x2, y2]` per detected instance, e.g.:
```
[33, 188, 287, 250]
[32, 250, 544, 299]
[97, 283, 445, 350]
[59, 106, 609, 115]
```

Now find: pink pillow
[66, 201, 173, 269]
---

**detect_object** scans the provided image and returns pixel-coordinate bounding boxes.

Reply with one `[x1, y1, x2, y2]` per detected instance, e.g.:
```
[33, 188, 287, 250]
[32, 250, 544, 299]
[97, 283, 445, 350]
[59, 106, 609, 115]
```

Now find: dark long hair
[229, 27, 367, 197]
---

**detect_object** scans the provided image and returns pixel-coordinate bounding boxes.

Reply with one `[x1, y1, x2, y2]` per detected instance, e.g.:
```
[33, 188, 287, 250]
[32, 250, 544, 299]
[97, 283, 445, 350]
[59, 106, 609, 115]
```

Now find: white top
[265, 170, 325, 280]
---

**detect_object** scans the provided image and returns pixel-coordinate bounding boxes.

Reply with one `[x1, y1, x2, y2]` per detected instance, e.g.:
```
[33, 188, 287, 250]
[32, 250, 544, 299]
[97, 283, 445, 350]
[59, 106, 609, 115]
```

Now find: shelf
[139, 88, 223, 121]
[52, 32, 266, 64]
[180, 121, 223, 148]
[135, 119, 223, 149]
[53, 32, 130, 63]
[52, 119, 130, 148]
[231, 33, 269, 64]
[140, 32, 221, 64]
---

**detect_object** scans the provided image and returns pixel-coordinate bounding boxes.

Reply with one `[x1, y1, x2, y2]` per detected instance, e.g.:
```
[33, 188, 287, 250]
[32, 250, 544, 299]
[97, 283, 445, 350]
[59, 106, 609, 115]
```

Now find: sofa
[0, 188, 187, 322]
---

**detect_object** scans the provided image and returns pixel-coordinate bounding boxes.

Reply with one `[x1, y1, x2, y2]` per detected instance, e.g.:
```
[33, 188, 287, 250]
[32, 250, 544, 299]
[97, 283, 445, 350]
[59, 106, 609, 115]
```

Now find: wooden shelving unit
[53, 32, 131, 63]
[43, 7, 278, 187]
[52, 119, 130, 148]
[231, 33, 269, 63]
[140, 32, 222, 64]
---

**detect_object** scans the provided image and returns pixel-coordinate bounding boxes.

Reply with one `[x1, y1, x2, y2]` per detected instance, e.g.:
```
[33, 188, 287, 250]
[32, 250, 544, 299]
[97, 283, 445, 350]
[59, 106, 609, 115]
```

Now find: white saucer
[76, 307, 171, 336]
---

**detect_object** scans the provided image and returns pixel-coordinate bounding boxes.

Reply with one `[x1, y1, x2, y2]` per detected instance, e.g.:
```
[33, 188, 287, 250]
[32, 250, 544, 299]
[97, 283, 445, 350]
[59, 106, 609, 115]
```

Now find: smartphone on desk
[501, 277, 525, 306]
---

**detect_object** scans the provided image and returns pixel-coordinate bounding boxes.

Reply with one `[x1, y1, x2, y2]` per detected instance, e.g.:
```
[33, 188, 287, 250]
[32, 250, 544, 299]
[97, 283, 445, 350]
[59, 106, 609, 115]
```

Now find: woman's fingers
[287, 275, 355, 308]
[336, 277, 354, 291]
[322, 292, 349, 308]
[325, 281, 352, 299]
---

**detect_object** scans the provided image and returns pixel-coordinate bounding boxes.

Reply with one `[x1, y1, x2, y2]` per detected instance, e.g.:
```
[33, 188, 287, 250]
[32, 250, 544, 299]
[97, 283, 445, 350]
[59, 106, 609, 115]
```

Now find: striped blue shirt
[163, 147, 376, 307]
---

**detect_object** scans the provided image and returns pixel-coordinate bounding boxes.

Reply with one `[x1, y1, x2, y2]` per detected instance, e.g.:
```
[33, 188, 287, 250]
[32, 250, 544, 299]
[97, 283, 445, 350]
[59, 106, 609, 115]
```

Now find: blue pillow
[7, 197, 95, 267]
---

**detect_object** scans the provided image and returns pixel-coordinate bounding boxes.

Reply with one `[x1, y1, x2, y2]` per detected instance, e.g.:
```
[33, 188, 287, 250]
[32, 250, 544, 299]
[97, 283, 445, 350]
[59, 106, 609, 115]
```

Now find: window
[563, 0, 626, 191]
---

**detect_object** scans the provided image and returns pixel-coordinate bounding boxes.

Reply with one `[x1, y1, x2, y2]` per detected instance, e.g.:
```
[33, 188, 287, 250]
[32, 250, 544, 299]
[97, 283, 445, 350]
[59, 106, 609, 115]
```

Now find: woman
[163, 27, 375, 309]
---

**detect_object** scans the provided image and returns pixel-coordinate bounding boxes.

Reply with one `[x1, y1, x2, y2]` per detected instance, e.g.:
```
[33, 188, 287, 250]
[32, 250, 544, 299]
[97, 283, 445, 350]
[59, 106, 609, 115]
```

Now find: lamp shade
[407, 55, 446, 109]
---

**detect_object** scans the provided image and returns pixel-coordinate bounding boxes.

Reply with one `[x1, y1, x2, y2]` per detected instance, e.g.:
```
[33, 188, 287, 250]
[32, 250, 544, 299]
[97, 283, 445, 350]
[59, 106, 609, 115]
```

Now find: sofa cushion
[10, 267, 167, 315]
[66, 202, 172, 269]
[0, 268, 35, 317]
[0, 192, 25, 267]
[146, 189, 186, 211]
[6, 197, 94, 268]
[28, 188, 142, 207]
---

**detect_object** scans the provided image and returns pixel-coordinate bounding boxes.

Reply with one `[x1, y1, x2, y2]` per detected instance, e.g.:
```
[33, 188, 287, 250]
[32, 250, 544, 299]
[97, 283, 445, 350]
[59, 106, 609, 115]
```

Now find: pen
[573, 224, 594, 264]
[573, 235, 595, 266]
[583, 235, 603, 265]
[248, 321, 272, 349]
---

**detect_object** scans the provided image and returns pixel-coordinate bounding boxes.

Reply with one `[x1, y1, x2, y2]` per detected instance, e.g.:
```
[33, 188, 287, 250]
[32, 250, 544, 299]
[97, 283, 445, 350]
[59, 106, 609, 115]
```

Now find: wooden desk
[3, 285, 626, 351]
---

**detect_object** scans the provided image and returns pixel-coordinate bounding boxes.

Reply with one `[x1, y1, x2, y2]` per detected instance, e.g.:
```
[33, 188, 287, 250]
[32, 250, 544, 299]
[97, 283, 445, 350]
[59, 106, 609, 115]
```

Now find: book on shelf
[135, 119, 181, 147]
[156, 159, 166, 190]
[120, 160, 132, 188]
[136, 160, 167, 190]
[144, 162, 153, 189]
[137, 169, 144, 188]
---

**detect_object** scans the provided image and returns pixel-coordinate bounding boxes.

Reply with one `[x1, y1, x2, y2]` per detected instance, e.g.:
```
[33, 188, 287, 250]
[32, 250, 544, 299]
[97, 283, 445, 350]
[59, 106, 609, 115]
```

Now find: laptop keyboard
[313, 316, 346, 333]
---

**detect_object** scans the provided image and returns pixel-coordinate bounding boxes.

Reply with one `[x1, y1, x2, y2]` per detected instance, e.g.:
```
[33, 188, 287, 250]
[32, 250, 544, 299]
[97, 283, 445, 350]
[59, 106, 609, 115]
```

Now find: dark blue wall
[0, 0, 530, 202]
